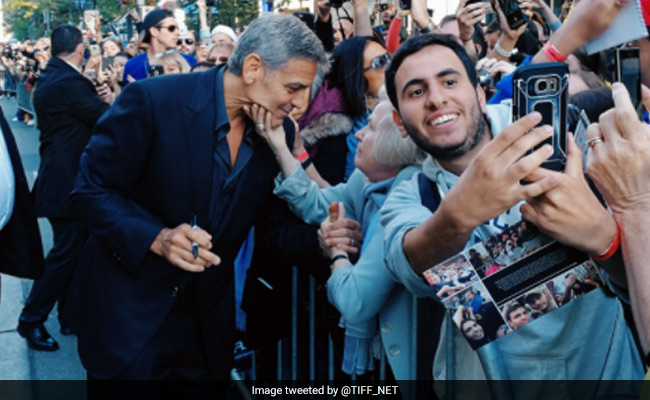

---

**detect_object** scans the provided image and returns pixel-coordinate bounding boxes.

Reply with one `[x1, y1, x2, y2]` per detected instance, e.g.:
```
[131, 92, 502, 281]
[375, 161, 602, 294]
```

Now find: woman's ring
[587, 137, 604, 149]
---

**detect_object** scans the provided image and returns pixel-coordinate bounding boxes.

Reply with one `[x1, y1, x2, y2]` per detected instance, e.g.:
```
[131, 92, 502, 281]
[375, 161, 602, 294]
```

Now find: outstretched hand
[244, 104, 288, 152]
[520, 133, 616, 255]
[318, 202, 363, 259]
[442, 112, 558, 233]
[586, 83, 650, 215]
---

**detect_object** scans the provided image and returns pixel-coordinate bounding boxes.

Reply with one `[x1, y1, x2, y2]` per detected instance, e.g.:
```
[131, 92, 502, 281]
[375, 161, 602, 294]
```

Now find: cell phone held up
[512, 62, 569, 171]
[148, 65, 164, 78]
[615, 47, 641, 109]
[496, 0, 528, 30]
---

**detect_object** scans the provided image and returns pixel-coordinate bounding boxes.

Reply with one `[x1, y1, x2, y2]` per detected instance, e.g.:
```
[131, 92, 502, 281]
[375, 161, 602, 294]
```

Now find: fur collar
[300, 113, 354, 147]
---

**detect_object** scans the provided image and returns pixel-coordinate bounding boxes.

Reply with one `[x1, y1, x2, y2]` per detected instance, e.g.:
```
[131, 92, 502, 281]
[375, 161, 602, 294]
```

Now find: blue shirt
[122, 52, 197, 84]
[0, 126, 14, 230]
[207, 66, 254, 231]
[380, 104, 644, 386]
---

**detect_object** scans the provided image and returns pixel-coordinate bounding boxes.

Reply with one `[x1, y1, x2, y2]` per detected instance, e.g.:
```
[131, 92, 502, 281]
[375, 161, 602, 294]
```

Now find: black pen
[191, 213, 199, 259]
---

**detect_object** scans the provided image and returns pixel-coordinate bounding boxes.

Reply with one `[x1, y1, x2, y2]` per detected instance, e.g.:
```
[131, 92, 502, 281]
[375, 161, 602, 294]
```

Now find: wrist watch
[494, 41, 518, 58]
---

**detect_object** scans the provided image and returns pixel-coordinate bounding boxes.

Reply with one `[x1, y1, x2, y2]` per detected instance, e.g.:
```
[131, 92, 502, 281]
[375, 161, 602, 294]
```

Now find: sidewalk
[0, 97, 85, 383]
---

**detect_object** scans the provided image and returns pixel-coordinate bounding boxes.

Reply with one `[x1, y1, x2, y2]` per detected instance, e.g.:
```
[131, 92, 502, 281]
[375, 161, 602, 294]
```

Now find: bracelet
[591, 223, 620, 261]
[330, 254, 349, 265]
[301, 156, 313, 170]
[542, 42, 567, 62]
[294, 149, 309, 163]
[494, 41, 517, 58]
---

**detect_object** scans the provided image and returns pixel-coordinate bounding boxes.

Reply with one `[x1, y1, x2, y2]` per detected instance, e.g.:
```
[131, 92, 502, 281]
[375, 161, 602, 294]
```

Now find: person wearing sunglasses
[327, 36, 390, 180]
[176, 29, 197, 58]
[122, 9, 196, 84]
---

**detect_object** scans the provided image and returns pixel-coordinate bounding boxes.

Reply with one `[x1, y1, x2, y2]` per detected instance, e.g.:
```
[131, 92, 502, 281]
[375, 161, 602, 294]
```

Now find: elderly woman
[246, 98, 426, 382]
[150, 50, 190, 75]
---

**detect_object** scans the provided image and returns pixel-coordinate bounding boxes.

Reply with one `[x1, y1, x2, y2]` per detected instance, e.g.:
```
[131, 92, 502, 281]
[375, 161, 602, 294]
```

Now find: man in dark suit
[69, 14, 328, 386]
[17, 25, 112, 351]
[0, 107, 44, 284]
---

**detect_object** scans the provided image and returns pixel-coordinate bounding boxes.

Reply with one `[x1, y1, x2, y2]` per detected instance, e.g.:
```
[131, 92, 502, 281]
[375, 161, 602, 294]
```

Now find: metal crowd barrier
[16, 78, 35, 115]
[232, 266, 441, 399]
[0, 70, 16, 96]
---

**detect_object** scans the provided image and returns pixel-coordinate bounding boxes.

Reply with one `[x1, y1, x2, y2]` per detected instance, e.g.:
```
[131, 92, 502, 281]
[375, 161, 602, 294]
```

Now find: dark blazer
[69, 65, 301, 379]
[32, 57, 109, 218]
[0, 107, 43, 279]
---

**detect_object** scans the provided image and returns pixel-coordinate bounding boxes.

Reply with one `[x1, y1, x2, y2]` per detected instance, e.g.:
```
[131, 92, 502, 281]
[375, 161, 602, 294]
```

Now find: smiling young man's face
[393, 45, 488, 161]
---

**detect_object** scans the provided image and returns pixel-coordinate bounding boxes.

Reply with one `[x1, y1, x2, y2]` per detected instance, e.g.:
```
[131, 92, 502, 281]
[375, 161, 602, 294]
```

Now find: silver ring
[255, 123, 265, 133]
[587, 137, 604, 149]
[351, 238, 355, 247]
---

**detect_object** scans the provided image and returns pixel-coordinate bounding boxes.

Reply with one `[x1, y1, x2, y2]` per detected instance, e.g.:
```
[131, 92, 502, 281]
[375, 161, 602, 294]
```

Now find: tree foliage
[3, 0, 125, 40]
[3, 0, 261, 40]
[183, 0, 259, 33]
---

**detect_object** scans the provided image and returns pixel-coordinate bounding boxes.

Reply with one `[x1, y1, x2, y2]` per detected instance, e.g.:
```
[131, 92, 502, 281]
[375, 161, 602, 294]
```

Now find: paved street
[0, 97, 86, 384]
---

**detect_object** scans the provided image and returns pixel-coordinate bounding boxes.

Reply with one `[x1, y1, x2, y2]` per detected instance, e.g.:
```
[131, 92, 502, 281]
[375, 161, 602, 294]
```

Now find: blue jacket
[274, 165, 421, 380]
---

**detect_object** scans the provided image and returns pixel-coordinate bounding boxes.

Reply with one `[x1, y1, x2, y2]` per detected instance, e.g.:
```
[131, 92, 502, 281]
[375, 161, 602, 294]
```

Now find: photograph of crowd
[473, 220, 554, 279]
[424, 253, 479, 300]
[429, 219, 606, 350]
[444, 283, 504, 350]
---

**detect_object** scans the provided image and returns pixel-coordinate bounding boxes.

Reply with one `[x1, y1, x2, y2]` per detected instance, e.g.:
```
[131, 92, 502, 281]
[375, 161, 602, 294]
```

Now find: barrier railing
[16, 78, 35, 115]
[232, 266, 440, 399]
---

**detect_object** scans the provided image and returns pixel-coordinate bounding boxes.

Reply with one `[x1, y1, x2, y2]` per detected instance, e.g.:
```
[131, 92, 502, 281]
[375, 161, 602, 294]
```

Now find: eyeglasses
[177, 38, 195, 46]
[157, 25, 178, 33]
[363, 53, 390, 71]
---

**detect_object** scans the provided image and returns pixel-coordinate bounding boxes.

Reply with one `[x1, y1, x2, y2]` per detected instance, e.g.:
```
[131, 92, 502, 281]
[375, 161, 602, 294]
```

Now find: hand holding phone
[615, 47, 641, 109]
[495, 0, 528, 31]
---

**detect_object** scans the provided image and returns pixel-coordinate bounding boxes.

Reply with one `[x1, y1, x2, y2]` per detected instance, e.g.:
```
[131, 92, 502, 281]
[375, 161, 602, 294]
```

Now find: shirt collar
[214, 66, 229, 133]
[61, 57, 81, 73]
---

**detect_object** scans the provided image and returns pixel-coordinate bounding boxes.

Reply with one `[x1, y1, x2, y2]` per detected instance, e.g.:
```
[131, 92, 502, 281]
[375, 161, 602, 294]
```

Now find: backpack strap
[418, 172, 441, 213]
[414, 172, 448, 392]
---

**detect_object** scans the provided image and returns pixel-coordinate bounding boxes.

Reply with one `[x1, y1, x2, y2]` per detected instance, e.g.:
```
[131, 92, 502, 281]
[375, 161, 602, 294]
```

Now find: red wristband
[591, 223, 620, 261]
[542, 42, 567, 63]
[295, 150, 309, 162]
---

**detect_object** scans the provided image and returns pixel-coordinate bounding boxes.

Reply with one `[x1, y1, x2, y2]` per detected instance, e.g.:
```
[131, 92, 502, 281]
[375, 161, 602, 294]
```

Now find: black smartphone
[399, 0, 411, 10]
[330, 0, 344, 8]
[615, 47, 641, 109]
[379, 3, 389, 11]
[148, 65, 164, 77]
[512, 62, 569, 171]
[101, 56, 114, 72]
[496, 0, 528, 30]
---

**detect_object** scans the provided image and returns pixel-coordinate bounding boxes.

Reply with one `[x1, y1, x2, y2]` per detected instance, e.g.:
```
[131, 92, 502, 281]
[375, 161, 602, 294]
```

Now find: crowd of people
[1, 0, 650, 397]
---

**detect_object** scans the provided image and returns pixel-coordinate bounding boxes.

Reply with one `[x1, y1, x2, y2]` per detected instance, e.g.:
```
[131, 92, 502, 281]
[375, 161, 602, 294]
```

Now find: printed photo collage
[422, 220, 604, 350]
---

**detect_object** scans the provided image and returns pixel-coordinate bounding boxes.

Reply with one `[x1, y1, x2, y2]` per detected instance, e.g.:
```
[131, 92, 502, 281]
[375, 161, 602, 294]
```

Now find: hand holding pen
[149, 218, 221, 273]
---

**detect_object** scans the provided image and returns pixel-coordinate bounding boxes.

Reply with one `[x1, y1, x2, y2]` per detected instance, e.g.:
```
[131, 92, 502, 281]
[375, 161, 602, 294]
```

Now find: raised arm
[586, 83, 650, 350]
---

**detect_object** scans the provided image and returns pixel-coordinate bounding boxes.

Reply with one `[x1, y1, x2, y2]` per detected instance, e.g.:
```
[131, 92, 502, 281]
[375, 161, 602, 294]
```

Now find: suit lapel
[181, 68, 220, 228]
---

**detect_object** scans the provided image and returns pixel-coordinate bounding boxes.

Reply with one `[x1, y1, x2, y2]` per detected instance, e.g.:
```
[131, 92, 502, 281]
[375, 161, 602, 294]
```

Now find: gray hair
[228, 14, 329, 76]
[373, 113, 427, 168]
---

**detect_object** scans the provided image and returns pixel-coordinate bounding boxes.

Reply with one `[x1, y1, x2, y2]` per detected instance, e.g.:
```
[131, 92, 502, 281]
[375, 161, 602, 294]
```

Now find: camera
[379, 3, 389, 11]
[330, 0, 344, 8]
[477, 67, 493, 88]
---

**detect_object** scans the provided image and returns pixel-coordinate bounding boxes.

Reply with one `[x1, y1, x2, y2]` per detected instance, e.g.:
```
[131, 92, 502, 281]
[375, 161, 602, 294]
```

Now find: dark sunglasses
[158, 25, 178, 33]
[364, 53, 390, 71]
[177, 38, 195, 46]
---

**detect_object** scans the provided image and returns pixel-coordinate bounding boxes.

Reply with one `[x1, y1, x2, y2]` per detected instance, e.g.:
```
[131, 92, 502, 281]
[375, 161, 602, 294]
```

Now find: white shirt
[0, 126, 15, 230]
